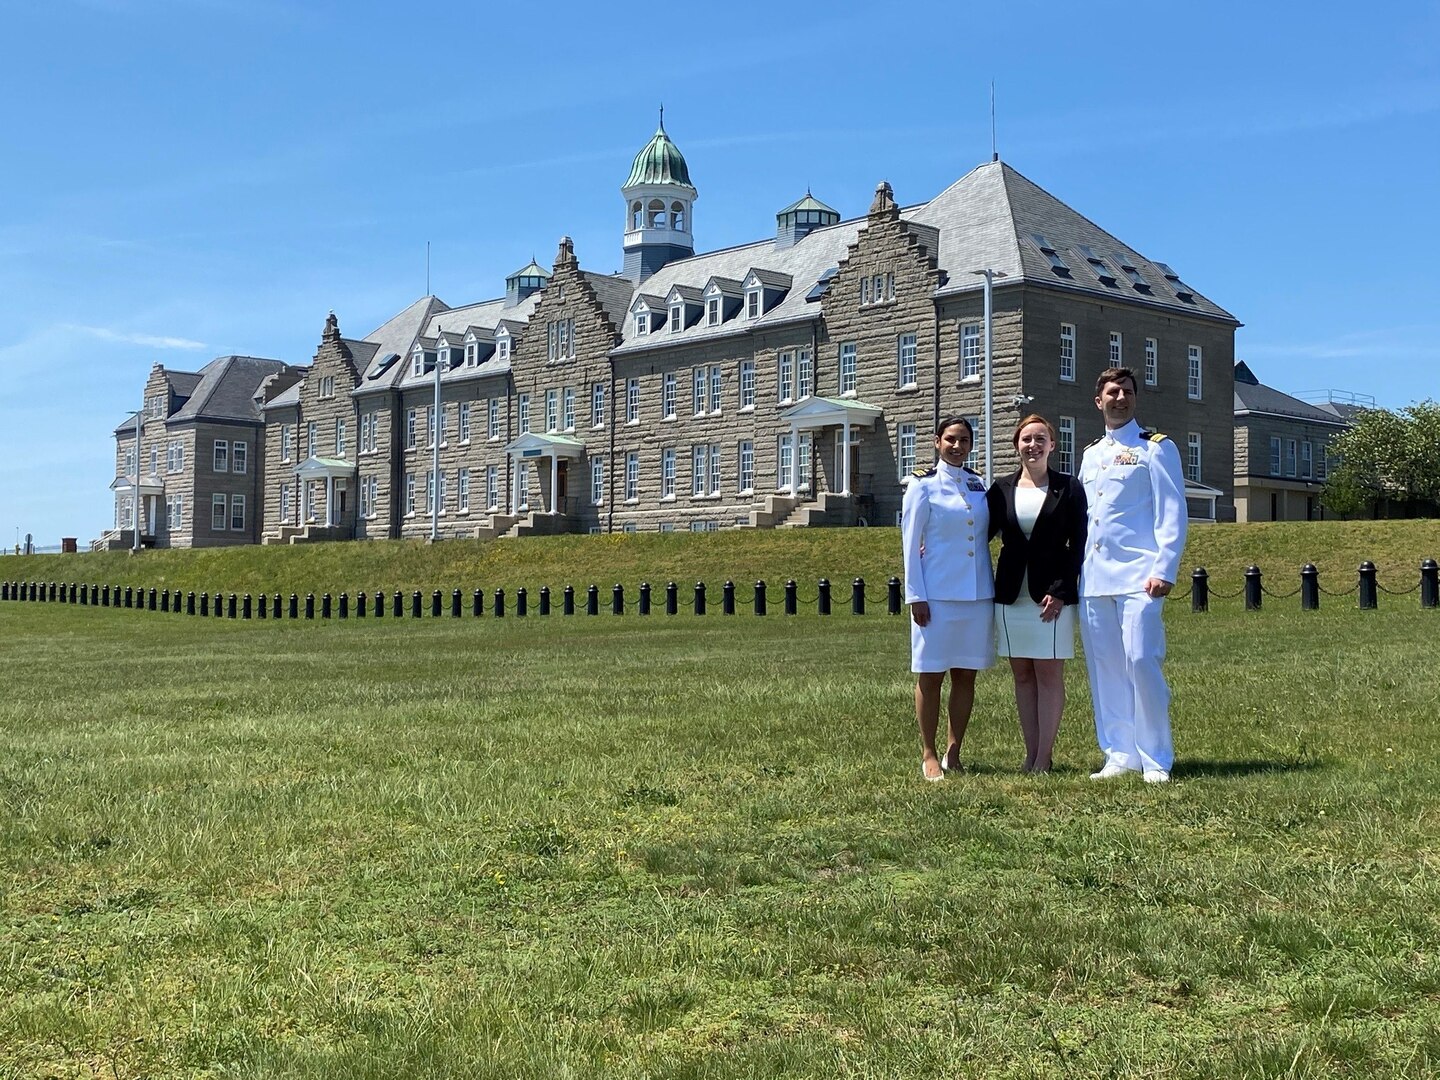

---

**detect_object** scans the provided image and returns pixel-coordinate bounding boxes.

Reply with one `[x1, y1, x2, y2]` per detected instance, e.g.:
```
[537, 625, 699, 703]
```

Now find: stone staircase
[501, 512, 575, 539]
[775, 491, 856, 529]
[744, 494, 798, 529]
[262, 523, 347, 545]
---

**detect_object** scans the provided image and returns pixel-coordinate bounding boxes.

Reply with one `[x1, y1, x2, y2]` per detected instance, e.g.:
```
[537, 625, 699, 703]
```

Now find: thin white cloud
[67, 325, 207, 350]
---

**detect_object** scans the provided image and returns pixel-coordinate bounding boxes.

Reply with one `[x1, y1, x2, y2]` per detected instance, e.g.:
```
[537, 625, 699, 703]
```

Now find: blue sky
[2, 0, 1437, 547]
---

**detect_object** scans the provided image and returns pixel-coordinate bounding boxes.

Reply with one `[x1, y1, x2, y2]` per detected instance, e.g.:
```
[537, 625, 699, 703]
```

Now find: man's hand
[1145, 578, 1173, 598]
[910, 601, 930, 626]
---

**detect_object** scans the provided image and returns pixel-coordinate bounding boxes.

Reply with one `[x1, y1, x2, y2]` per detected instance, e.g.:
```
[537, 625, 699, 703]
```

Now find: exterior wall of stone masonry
[189, 421, 264, 546]
[262, 403, 299, 537]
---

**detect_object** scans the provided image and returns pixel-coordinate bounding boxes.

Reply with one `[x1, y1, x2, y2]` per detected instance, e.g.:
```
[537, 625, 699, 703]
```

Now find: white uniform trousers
[1080, 593, 1173, 773]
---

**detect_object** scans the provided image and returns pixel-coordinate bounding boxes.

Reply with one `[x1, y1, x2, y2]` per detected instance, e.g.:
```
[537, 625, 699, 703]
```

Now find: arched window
[648, 199, 667, 228]
[631, 201, 643, 229]
[671, 201, 686, 231]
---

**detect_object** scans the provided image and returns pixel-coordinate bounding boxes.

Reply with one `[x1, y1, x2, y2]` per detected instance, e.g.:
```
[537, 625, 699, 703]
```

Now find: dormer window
[635, 311, 651, 336]
[438, 347, 451, 370]
[706, 298, 720, 326]
[670, 305, 682, 332]
[411, 348, 424, 377]
[497, 333, 512, 361]
[465, 341, 477, 366]
[746, 290, 760, 319]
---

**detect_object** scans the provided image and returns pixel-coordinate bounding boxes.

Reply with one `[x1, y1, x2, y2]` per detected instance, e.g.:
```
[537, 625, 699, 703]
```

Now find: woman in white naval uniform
[901, 416, 995, 781]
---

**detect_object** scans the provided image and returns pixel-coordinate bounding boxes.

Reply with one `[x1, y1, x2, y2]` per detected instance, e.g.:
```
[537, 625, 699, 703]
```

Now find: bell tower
[621, 111, 697, 282]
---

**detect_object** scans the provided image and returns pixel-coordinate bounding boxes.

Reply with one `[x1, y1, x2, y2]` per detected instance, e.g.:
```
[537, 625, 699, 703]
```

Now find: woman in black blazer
[985, 415, 1088, 772]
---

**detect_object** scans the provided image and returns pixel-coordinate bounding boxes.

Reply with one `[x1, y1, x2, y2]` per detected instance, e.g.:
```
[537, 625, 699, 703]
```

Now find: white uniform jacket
[901, 461, 995, 603]
[1078, 419, 1188, 596]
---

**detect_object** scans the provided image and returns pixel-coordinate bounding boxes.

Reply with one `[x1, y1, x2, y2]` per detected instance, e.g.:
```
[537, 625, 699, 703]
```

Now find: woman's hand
[910, 601, 930, 627]
[1039, 595, 1065, 622]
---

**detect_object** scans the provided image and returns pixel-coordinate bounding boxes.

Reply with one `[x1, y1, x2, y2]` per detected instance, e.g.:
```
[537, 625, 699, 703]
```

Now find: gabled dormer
[436, 331, 465, 371]
[742, 269, 793, 320]
[409, 339, 438, 379]
[462, 327, 496, 368]
[495, 321, 523, 362]
[629, 293, 666, 338]
[665, 285, 704, 333]
[701, 277, 744, 327]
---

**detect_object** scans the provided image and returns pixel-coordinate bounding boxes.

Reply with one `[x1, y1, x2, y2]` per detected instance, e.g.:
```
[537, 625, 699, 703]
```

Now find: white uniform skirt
[994, 595, 1077, 660]
[911, 599, 996, 673]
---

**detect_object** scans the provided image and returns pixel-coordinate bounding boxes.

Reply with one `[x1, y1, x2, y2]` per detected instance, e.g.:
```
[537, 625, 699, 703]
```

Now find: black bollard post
[563, 585, 575, 615]
[784, 579, 797, 615]
[258, 593, 267, 619]
[305, 594, 315, 620]
[1358, 561, 1378, 610]
[148, 587, 157, 611]
[70, 584, 78, 604]
[338, 592, 348, 619]
[160, 588, 169, 612]
[451, 589, 461, 618]
[125, 586, 133, 609]
[321, 593, 332, 619]
[369, 591, 380, 618]
[493, 588, 505, 618]
[540, 586, 551, 616]
[200, 592, 209, 617]
[431, 590, 442, 618]
[754, 580, 767, 616]
[638, 582, 650, 616]
[1422, 559, 1439, 609]
[694, 581, 706, 615]
[243, 594, 253, 620]
[517, 587, 528, 617]
[665, 581, 677, 615]
[228, 594, 237, 619]
[291, 593, 300, 619]
[1244, 566, 1262, 611]
[411, 591, 422, 619]
[1300, 564, 1319, 611]
[612, 584, 624, 615]
[888, 577, 902, 616]
[353, 591, 363, 618]
[390, 591, 401, 618]
[473, 589, 483, 618]
[852, 577, 865, 615]
[186, 591, 196, 615]
[818, 578, 831, 616]
[273, 593, 282, 619]
[102, 584, 110, 607]
[586, 585, 598, 616]
[1191, 568, 1208, 613]
[722, 581, 735, 615]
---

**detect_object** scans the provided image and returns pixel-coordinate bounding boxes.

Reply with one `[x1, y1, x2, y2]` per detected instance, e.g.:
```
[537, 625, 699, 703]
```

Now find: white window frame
[739, 359, 756, 410]
[708, 444, 721, 496]
[1286, 438, 1298, 478]
[1188, 345, 1203, 399]
[1060, 324, 1076, 382]
[562, 387, 576, 432]
[335, 419, 346, 458]
[1187, 433, 1202, 484]
[486, 465, 499, 511]
[661, 447, 676, 500]
[545, 389, 559, 433]
[1109, 331, 1123, 366]
[746, 289, 761, 319]
[778, 351, 794, 404]
[518, 393, 530, 433]
[709, 365, 723, 413]
[897, 333, 917, 389]
[797, 349, 812, 400]
[458, 468, 470, 512]
[1144, 338, 1158, 386]
[692, 445, 707, 496]
[692, 368, 706, 416]
[489, 399, 502, 440]
[458, 402, 471, 443]
[960, 322, 982, 381]
[706, 297, 721, 326]
[625, 451, 639, 503]
[663, 372, 677, 420]
[307, 421, 317, 456]
[1057, 416, 1075, 475]
[591, 457, 604, 505]
[211, 493, 227, 531]
[739, 440, 755, 494]
[1301, 440, 1313, 479]
[839, 342, 857, 396]
[405, 472, 416, 517]
[212, 439, 228, 473]
[897, 423, 916, 479]
[405, 409, 417, 450]
[669, 305, 682, 333]
[626, 378, 640, 424]
[230, 493, 246, 532]
[778, 433, 794, 491]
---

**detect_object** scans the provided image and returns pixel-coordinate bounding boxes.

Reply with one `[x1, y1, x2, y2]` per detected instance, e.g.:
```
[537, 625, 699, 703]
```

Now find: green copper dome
[625, 123, 692, 188]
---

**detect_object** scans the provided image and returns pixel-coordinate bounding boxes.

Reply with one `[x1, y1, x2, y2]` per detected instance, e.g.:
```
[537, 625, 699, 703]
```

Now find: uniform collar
[937, 460, 968, 479]
[1103, 419, 1142, 447]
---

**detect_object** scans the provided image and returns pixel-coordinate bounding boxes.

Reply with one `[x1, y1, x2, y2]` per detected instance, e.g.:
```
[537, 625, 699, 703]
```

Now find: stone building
[106, 355, 301, 548]
[112, 120, 1242, 545]
[1232, 361, 1354, 522]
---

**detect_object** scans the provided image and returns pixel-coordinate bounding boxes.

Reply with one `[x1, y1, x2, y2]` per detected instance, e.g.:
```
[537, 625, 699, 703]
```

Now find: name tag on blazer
[966, 476, 985, 491]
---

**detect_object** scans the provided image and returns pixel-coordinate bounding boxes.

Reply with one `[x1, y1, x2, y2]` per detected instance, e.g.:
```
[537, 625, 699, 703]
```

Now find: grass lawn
[1, 592, 1438, 1076]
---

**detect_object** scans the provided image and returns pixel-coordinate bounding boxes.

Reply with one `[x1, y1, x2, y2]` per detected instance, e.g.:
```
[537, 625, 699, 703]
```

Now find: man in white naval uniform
[1078, 367, 1188, 783]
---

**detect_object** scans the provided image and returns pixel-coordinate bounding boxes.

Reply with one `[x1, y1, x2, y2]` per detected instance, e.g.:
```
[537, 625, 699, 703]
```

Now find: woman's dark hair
[935, 415, 975, 439]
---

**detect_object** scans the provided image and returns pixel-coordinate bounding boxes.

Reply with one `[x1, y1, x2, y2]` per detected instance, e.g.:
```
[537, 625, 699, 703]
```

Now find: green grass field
[2, 527, 1439, 1078]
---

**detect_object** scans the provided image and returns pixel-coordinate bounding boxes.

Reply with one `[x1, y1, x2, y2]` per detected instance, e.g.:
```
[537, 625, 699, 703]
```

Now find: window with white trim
[1188, 345, 1203, 399]
[965, 416, 980, 471]
[663, 373, 677, 419]
[692, 368, 706, 416]
[486, 465, 499, 510]
[1301, 441, 1313, 479]
[778, 351, 794, 403]
[517, 467, 530, 510]
[335, 419, 346, 458]
[411, 349, 423, 378]
[635, 311, 650, 337]
[458, 402, 471, 443]
[897, 333, 917, 388]
[562, 387, 575, 431]
[211, 493, 226, 531]
[354, 478, 367, 519]
[425, 471, 436, 515]
[797, 349, 812, 400]
[545, 389, 559, 433]
[706, 297, 720, 326]
[739, 440, 754, 493]
[661, 447, 676, 499]
[230, 493, 245, 531]
[405, 473, 416, 516]
[746, 289, 760, 319]
[625, 451, 639, 502]
[1187, 433, 1202, 483]
[692, 445, 707, 496]
[1060, 324, 1076, 382]
[497, 334, 511, 361]
[405, 409, 417, 450]
[708, 445, 721, 496]
[739, 359, 755, 410]
[464, 341, 477, 366]
[281, 425, 292, 463]
[669, 305, 682, 333]
[1144, 338, 1158, 386]
[796, 432, 812, 491]
[149, 445, 158, 475]
[458, 468, 470, 512]
[306, 480, 319, 522]
[592, 383, 607, 428]
[839, 342, 857, 396]
[319, 375, 335, 398]
[778, 433, 794, 490]
[212, 440, 229, 473]
[489, 399, 502, 440]
[1285, 438, 1298, 477]
[709, 365, 723, 412]
[1270, 437, 1284, 477]
[307, 421, 317, 456]
[591, 457, 604, 505]
[897, 423, 916, 478]
[626, 378, 639, 423]
[280, 483, 292, 523]
[359, 414, 372, 454]
[1058, 416, 1075, 475]
[960, 322, 982, 381]
[169, 441, 184, 473]
[518, 393, 530, 433]
[1109, 331, 1123, 366]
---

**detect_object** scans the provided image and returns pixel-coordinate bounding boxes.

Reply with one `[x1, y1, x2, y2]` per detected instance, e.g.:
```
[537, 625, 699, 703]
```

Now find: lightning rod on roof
[426, 240, 431, 297]
[991, 80, 998, 162]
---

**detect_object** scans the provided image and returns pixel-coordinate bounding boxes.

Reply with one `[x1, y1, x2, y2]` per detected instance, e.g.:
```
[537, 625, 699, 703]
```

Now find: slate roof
[169, 371, 203, 397]
[1233, 362, 1349, 425]
[167, 355, 294, 424]
[354, 295, 450, 393]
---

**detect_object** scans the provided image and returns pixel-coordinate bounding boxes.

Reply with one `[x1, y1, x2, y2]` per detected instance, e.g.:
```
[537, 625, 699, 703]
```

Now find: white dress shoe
[1142, 769, 1171, 784]
[1089, 762, 1132, 780]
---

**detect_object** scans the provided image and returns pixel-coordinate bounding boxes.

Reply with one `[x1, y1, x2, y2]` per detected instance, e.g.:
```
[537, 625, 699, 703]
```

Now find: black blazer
[985, 469, 1088, 605]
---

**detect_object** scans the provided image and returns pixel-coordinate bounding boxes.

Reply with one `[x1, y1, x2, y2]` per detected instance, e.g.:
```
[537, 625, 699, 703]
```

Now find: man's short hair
[1095, 366, 1138, 395]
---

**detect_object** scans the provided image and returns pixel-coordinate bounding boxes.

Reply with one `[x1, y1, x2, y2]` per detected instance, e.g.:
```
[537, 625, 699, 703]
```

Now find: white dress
[994, 485, 1077, 660]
